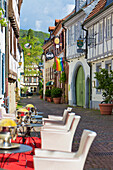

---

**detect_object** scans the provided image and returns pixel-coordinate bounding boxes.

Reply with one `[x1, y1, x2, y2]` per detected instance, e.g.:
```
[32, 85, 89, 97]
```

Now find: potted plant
[39, 89, 43, 99]
[45, 89, 52, 102]
[51, 88, 62, 104]
[94, 68, 113, 115]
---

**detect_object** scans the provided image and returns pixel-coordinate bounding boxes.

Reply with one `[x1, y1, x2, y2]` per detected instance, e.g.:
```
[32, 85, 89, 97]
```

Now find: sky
[20, 0, 75, 33]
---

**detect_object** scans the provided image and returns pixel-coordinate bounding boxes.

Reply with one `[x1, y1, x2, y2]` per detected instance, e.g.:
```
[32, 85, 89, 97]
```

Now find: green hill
[20, 29, 49, 44]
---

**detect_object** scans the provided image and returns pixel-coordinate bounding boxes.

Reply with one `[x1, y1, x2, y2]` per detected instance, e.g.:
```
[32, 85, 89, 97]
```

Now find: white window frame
[34, 77, 36, 83]
[99, 21, 103, 42]
[106, 17, 111, 38]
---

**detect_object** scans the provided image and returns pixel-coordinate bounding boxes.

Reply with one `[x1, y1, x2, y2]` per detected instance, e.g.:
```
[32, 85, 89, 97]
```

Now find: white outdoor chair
[42, 108, 72, 126]
[41, 115, 81, 151]
[48, 107, 72, 120]
[42, 112, 75, 131]
[34, 129, 97, 170]
[0, 107, 16, 120]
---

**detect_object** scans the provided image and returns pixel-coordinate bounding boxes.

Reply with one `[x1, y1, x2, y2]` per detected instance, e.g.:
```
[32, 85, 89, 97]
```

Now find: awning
[46, 81, 54, 86]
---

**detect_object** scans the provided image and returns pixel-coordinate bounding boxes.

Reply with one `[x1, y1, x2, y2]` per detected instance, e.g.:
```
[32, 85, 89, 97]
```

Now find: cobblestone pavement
[20, 96, 113, 170]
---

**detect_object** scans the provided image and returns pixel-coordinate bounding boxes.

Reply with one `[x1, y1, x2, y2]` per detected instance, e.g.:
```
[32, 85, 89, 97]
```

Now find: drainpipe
[5, 0, 9, 98]
[62, 25, 70, 63]
[82, 25, 92, 109]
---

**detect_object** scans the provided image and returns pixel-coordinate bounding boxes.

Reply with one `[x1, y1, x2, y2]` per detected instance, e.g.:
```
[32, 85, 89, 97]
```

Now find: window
[50, 67, 51, 80]
[88, 27, 94, 46]
[3, 0, 6, 17]
[29, 77, 31, 83]
[34, 78, 36, 83]
[96, 64, 101, 93]
[74, 24, 79, 42]
[71, 26, 74, 45]
[68, 28, 71, 45]
[10, 26, 12, 53]
[106, 63, 111, 74]
[74, 25, 76, 42]
[13, 34, 16, 59]
[0, 0, 2, 8]
[31, 87, 33, 92]
[107, 17, 111, 38]
[99, 22, 103, 42]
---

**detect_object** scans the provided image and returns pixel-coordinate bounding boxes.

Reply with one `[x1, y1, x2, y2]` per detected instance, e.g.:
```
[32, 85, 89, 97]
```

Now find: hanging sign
[77, 39, 84, 48]
[77, 49, 86, 53]
[46, 52, 54, 60]
[54, 37, 60, 44]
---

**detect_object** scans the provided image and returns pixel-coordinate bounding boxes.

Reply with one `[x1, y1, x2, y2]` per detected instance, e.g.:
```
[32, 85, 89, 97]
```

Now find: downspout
[62, 25, 70, 104]
[82, 25, 92, 109]
[62, 25, 70, 63]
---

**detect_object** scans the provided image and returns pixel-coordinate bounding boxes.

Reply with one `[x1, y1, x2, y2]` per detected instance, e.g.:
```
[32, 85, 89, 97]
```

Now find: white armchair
[42, 112, 75, 131]
[42, 108, 72, 126]
[34, 129, 97, 170]
[48, 107, 72, 120]
[41, 115, 81, 151]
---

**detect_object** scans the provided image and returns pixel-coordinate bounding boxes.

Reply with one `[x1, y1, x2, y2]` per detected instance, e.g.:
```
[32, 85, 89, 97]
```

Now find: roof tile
[85, 0, 107, 21]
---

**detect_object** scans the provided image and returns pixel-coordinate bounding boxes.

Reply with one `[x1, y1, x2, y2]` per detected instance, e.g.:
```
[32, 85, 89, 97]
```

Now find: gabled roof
[55, 19, 61, 26]
[63, 9, 75, 21]
[48, 26, 55, 32]
[49, 9, 75, 34]
[105, 0, 113, 7]
[85, 0, 107, 22]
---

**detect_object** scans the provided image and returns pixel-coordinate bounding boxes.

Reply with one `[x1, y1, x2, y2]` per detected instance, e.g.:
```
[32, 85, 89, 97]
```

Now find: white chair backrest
[65, 112, 75, 130]
[75, 129, 97, 168]
[62, 108, 72, 124]
[70, 115, 81, 137]
[67, 115, 81, 151]
[67, 107, 72, 112]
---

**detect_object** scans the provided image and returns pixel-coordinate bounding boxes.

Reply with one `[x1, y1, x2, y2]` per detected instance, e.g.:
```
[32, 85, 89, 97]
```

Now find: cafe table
[31, 115, 43, 124]
[0, 144, 32, 168]
[18, 123, 43, 147]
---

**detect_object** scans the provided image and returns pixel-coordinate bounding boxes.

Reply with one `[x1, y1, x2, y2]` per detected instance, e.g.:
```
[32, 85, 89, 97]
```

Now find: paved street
[20, 96, 113, 170]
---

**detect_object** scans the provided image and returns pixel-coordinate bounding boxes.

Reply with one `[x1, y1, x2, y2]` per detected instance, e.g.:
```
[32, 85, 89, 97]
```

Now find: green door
[76, 66, 85, 107]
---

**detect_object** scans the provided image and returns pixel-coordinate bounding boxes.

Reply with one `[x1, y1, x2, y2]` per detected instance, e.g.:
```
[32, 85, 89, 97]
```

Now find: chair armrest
[35, 148, 75, 158]
[33, 156, 80, 170]
[43, 118, 63, 125]
[41, 126, 67, 132]
[48, 115, 63, 120]
[42, 124, 67, 131]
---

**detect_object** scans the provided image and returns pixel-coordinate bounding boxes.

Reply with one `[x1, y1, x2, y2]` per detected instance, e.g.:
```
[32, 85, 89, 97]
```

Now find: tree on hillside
[27, 29, 34, 39]
[19, 29, 43, 76]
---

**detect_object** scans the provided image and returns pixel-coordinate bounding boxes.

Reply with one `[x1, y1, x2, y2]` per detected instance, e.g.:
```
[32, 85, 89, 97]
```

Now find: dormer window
[75, 0, 86, 12]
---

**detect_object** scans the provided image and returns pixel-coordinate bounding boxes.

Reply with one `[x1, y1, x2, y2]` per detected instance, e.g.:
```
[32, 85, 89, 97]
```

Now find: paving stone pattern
[20, 96, 113, 170]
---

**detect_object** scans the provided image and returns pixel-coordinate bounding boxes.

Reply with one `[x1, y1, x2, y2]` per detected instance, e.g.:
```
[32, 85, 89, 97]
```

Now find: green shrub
[45, 89, 51, 97]
[39, 89, 43, 96]
[51, 88, 62, 98]
[94, 68, 113, 103]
